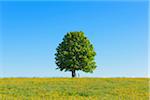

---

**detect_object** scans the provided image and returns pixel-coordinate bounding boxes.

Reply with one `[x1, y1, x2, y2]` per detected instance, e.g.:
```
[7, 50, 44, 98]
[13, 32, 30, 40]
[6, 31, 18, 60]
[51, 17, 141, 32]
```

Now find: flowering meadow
[0, 78, 149, 100]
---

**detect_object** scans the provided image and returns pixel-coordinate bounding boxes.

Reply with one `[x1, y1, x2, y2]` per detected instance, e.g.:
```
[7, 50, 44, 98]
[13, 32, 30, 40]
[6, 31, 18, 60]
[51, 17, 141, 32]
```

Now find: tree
[55, 31, 96, 77]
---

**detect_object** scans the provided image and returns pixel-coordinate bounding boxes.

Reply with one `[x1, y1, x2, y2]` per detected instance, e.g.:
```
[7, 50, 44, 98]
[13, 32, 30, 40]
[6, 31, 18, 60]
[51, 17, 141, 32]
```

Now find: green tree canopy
[55, 31, 96, 77]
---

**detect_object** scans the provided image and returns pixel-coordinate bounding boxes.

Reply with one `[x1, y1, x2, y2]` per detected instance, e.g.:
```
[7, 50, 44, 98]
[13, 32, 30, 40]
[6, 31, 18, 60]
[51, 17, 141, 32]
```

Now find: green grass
[0, 78, 149, 100]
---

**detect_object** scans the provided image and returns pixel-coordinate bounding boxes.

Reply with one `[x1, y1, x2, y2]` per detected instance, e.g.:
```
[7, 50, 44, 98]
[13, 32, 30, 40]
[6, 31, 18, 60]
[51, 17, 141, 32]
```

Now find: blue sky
[0, 1, 148, 77]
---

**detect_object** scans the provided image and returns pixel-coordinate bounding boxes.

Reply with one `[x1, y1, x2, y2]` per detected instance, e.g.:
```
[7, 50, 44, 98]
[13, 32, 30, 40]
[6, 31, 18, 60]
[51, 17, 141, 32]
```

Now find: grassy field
[0, 78, 149, 100]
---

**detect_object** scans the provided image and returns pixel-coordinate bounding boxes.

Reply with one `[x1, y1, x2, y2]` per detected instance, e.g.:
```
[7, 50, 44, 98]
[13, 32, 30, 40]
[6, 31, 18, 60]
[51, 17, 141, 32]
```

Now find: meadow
[0, 78, 149, 100]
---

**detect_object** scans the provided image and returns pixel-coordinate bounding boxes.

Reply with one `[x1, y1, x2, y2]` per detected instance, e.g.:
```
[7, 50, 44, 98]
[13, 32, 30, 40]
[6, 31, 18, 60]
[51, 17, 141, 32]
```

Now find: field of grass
[0, 78, 149, 100]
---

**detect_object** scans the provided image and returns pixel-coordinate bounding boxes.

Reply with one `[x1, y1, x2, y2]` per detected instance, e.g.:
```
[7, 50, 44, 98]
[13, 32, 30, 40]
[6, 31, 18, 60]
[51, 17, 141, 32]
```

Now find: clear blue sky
[0, 1, 148, 77]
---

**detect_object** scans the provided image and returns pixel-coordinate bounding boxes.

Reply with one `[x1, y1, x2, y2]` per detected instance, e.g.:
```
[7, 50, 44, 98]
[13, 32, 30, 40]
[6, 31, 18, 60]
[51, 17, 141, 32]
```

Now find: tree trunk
[72, 70, 76, 78]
